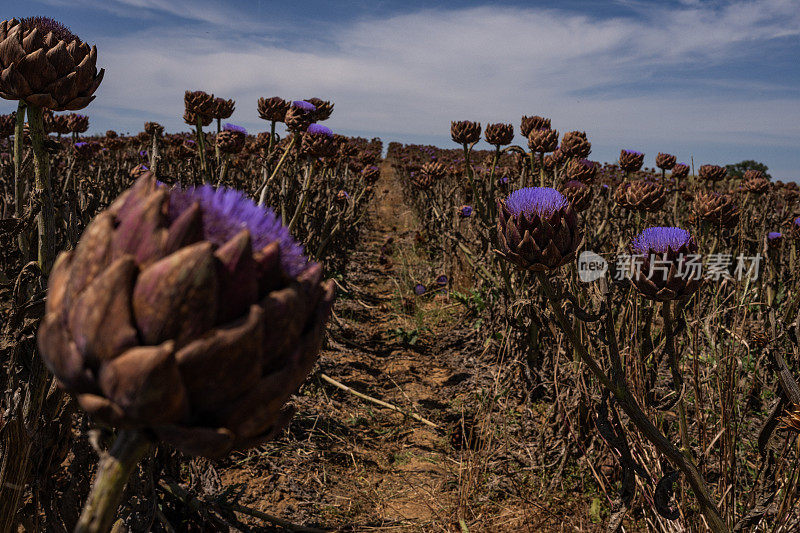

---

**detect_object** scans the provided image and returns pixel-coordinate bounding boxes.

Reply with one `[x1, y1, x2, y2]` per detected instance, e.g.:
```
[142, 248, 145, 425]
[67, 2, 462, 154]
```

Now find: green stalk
[149, 133, 159, 176]
[662, 301, 691, 453]
[194, 116, 210, 183]
[14, 101, 29, 257]
[260, 134, 297, 207]
[461, 143, 485, 223]
[74, 429, 151, 533]
[288, 160, 315, 233]
[26, 104, 56, 275]
[217, 153, 229, 186]
[215, 117, 221, 167]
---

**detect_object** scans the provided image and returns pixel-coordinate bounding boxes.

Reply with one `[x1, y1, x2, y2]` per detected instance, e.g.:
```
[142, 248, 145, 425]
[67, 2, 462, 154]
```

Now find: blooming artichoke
[629, 227, 700, 301]
[217, 123, 247, 154]
[0, 17, 105, 110]
[38, 172, 335, 458]
[496, 187, 581, 271]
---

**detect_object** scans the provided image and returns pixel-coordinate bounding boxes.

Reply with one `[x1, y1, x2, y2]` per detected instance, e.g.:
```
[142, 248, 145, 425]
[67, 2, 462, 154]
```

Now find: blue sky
[4, 0, 800, 178]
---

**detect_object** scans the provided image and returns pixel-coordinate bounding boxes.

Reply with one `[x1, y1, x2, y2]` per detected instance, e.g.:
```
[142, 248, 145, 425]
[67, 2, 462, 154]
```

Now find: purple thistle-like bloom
[139, 150, 148, 157]
[768, 232, 782, 240]
[794, 217, 800, 226]
[223, 123, 247, 135]
[167, 185, 308, 277]
[459, 205, 473, 217]
[623, 149, 643, 156]
[414, 283, 426, 296]
[504, 187, 568, 219]
[436, 275, 448, 286]
[75, 141, 88, 148]
[632, 227, 692, 255]
[292, 100, 316, 112]
[306, 123, 333, 136]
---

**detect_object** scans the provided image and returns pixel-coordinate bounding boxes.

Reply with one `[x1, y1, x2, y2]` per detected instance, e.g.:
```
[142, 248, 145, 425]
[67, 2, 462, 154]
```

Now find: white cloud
[7, 1, 800, 177]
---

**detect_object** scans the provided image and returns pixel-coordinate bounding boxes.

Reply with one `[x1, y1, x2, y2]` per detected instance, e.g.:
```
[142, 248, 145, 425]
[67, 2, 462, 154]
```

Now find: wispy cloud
[7, 0, 800, 177]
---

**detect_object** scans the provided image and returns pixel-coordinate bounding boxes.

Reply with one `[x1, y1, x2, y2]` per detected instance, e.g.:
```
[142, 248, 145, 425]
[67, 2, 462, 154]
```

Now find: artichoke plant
[39, 172, 335, 458]
[628, 226, 700, 301]
[496, 187, 581, 271]
[0, 17, 105, 110]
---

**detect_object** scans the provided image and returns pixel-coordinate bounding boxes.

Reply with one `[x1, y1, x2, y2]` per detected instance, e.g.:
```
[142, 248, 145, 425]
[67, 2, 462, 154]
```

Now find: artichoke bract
[0, 17, 104, 110]
[38, 172, 334, 458]
[497, 187, 581, 271]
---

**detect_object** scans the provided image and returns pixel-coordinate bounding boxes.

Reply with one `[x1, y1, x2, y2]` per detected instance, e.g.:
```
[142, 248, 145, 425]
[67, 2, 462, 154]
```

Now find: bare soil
[215, 162, 618, 532]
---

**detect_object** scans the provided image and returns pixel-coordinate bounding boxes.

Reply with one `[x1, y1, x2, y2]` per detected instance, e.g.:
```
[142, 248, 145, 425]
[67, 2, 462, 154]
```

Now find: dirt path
[220, 161, 481, 531]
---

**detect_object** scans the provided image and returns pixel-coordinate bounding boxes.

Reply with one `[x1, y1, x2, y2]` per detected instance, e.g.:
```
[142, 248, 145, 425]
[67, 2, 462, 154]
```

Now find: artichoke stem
[14, 100, 30, 257]
[662, 301, 691, 454]
[27, 104, 56, 275]
[288, 160, 314, 233]
[263, 134, 297, 208]
[536, 273, 729, 533]
[267, 121, 276, 165]
[75, 429, 151, 533]
[194, 117, 210, 183]
[215, 118, 221, 167]
[218, 154, 229, 186]
[149, 133, 160, 177]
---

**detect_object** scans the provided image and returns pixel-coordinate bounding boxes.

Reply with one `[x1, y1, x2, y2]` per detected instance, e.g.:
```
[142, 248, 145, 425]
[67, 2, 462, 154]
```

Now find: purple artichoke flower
[458, 205, 473, 218]
[306, 123, 332, 137]
[629, 227, 699, 301]
[768, 232, 782, 240]
[38, 172, 334, 458]
[223, 123, 247, 135]
[497, 187, 581, 271]
[292, 100, 316, 112]
[436, 275, 448, 286]
[414, 283, 426, 296]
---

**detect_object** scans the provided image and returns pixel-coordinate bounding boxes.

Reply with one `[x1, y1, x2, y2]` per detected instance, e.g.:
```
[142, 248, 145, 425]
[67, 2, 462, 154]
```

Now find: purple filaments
[504, 187, 568, 218]
[306, 124, 332, 136]
[167, 185, 309, 277]
[794, 217, 800, 227]
[768, 232, 782, 240]
[459, 205, 473, 217]
[292, 100, 316, 112]
[414, 283, 426, 296]
[623, 150, 643, 156]
[632, 227, 692, 254]
[21, 16, 78, 43]
[139, 150, 148, 157]
[75, 142, 88, 148]
[223, 123, 247, 135]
